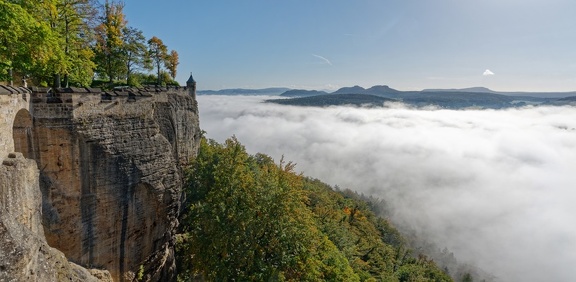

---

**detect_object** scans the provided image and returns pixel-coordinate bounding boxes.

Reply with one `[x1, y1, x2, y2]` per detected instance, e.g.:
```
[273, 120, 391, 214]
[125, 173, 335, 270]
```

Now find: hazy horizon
[198, 95, 576, 282]
[197, 84, 576, 93]
[124, 1, 576, 92]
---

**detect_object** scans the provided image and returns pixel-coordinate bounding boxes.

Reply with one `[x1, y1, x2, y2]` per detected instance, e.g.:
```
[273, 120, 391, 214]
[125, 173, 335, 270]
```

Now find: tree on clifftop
[3, 1, 180, 88]
[166, 50, 179, 80]
[0, 1, 61, 85]
[122, 26, 151, 85]
[51, 0, 98, 87]
[94, 0, 127, 84]
[147, 36, 168, 85]
[14, 0, 98, 86]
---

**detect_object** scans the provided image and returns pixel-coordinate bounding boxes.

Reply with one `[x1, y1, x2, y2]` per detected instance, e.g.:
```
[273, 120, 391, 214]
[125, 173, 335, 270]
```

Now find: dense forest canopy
[0, 0, 179, 88]
[177, 137, 456, 281]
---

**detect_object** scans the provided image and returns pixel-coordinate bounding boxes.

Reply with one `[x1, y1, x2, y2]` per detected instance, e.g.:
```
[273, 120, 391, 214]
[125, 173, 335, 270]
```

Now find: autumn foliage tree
[166, 50, 179, 80]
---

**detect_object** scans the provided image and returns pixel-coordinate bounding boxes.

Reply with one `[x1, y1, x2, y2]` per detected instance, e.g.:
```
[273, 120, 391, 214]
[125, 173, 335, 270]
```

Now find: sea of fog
[197, 95, 576, 282]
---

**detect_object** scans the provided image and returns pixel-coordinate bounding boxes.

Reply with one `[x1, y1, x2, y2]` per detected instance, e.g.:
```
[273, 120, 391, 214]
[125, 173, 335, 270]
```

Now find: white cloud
[483, 69, 495, 76]
[312, 54, 332, 66]
[198, 95, 576, 282]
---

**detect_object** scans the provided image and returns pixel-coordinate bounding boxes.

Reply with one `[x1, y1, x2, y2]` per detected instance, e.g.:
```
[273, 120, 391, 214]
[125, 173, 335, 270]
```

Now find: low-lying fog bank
[198, 95, 576, 282]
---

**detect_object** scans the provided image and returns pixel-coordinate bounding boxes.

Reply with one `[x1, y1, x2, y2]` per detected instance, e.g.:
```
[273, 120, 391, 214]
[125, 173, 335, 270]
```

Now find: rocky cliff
[0, 85, 200, 281]
[0, 152, 112, 281]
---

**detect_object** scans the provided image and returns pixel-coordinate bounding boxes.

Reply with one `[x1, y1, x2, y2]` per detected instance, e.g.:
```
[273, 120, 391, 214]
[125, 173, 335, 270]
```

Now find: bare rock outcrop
[0, 153, 112, 281]
[35, 90, 200, 281]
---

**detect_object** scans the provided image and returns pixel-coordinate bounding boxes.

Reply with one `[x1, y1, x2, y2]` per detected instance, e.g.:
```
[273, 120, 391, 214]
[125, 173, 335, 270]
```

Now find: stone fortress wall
[0, 82, 200, 281]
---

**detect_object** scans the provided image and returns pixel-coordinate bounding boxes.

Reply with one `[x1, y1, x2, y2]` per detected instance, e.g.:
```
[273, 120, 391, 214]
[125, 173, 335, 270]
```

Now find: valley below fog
[198, 95, 576, 282]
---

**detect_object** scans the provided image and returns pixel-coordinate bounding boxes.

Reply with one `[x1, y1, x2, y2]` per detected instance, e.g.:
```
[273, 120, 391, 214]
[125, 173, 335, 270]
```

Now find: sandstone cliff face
[0, 87, 200, 281]
[35, 90, 200, 281]
[0, 153, 112, 281]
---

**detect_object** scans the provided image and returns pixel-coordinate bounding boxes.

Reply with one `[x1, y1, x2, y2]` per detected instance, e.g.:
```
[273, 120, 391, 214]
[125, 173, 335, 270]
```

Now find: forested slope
[176, 137, 453, 281]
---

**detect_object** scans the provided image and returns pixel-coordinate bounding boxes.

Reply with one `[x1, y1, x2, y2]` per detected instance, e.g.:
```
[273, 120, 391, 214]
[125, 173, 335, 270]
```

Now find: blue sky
[123, 0, 576, 92]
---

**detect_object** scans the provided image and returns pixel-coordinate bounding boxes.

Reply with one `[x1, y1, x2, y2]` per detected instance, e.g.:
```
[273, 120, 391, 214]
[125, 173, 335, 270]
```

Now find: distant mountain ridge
[269, 94, 396, 107]
[281, 85, 401, 98]
[198, 87, 290, 96]
[281, 89, 328, 97]
[423, 87, 576, 98]
[332, 85, 401, 95]
[199, 85, 576, 109]
[423, 87, 497, 93]
[271, 85, 576, 109]
[199, 85, 576, 98]
[331, 85, 368, 95]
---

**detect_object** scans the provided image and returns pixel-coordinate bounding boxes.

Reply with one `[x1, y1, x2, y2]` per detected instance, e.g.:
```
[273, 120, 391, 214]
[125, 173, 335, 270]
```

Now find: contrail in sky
[312, 54, 332, 65]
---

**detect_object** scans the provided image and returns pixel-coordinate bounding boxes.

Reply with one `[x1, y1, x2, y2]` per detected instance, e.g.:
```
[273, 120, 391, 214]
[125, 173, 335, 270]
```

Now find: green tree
[53, 0, 98, 87]
[13, 0, 97, 86]
[180, 137, 358, 281]
[93, 0, 127, 84]
[177, 137, 454, 281]
[462, 272, 473, 282]
[0, 1, 61, 85]
[7, 0, 61, 85]
[147, 36, 168, 85]
[122, 26, 150, 85]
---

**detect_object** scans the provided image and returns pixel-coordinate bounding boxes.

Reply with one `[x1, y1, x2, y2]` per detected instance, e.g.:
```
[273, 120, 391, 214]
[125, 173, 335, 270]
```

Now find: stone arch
[12, 108, 36, 160]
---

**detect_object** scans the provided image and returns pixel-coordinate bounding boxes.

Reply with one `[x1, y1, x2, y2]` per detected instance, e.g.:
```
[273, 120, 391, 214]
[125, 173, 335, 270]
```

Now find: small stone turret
[186, 72, 197, 99]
